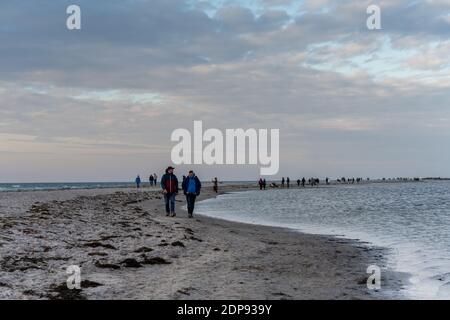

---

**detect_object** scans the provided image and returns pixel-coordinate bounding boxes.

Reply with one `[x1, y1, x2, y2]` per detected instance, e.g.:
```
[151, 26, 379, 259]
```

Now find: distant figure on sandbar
[286, 177, 290, 188]
[302, 177, 306, 187]
[135, 175, 141, 188]
[213, 177, 219, 193]
[281, 177, 285, 188]
[326, 177, 329, 185]
[259, 178, 264, 190]
[263, 179, 267, 190]
[153, 173, 158, 186]
[149, 174, 154, 186]
[182, 170, 201, 218]
[297, 179, 300, 187]
[161, 166, 179, 217]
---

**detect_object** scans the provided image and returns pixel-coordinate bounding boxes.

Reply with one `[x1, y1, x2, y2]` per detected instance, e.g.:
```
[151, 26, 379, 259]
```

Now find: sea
[0, 182, 135, 192]
[195, 181, 450, 299]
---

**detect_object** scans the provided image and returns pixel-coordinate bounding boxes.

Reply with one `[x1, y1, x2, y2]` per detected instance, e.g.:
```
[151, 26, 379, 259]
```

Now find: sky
[0, 0, 450, 182]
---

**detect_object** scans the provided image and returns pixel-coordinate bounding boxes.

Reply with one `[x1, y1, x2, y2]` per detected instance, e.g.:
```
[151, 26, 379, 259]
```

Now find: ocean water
[0, 181, 248, 192]
[0, 182, 135, 192]
[195, 181, 450, 299]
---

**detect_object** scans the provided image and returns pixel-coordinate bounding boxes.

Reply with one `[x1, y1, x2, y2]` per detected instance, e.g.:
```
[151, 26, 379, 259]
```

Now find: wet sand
[0, 184, 406, 299]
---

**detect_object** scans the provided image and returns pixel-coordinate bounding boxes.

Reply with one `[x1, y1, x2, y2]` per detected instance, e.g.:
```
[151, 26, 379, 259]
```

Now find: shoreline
[193, 185, 409, 299]
[0, 184, 408, 299]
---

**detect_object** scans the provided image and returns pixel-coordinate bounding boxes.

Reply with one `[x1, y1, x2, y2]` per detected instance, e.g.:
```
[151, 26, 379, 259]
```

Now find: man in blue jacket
[182, 170, 202, 218]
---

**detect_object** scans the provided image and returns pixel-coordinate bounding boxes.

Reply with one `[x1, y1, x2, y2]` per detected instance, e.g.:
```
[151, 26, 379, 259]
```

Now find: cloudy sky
[1, 0, 449, 182]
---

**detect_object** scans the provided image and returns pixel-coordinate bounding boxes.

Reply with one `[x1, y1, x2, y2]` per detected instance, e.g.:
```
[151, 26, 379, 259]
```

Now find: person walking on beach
[161, 167, 179, 217]
[281, 177, 285, 188]
[213, 177, 219, 193]
[286, 177, 290, 188]
[297, 179, 300, 187]
[263, 179, 267, 190]
[302, 177, 306, 187]
[135, 175, 141, 189]
[259, 178, 264, 190]
[149, 174, 154, 187]
[153, 173, 158, 186]
[182, 170, 201, 218]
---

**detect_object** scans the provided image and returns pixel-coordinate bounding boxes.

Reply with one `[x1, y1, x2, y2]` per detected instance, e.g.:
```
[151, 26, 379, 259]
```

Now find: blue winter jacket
[182, 176, 201, 195]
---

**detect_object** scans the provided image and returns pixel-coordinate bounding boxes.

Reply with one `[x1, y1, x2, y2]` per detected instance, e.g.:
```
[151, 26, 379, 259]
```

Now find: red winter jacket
[160, 173, 179, 193]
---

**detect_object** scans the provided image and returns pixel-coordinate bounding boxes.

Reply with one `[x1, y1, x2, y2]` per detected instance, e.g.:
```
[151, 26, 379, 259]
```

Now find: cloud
[1, 0, 450, 181]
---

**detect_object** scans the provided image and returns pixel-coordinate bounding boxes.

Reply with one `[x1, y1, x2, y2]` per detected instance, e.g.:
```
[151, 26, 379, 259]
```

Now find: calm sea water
[0, 181, 247, 192]
[196, 181, 450, 299]
[0, 182, 135, 192]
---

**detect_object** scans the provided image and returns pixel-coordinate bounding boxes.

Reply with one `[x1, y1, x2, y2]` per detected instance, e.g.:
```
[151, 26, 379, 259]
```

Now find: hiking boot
[171, 212, 176, 217]
[166, 212, 170, 217]
[188, 214, 193, 219]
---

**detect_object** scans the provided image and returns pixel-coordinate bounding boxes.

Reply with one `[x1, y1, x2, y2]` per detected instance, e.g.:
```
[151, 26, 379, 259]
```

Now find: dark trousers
[164, 193, 176, 213]
[186, 194, 197, 214]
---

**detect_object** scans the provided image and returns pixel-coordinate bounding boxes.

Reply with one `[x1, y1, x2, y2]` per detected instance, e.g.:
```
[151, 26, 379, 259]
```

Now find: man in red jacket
[160, 166, 179, 217]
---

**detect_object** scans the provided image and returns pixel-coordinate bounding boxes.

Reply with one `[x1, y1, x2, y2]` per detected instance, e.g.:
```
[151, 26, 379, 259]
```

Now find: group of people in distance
[258, 177, 331, 189]
[149, 173, 158, 186]
[134, 173, 158, 188]
[258, 178, 267, 190]
[134, 167, 219, 219]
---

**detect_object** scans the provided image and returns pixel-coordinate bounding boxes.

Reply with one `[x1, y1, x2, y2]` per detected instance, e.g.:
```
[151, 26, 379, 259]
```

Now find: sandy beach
[0, 184, 406, 300]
